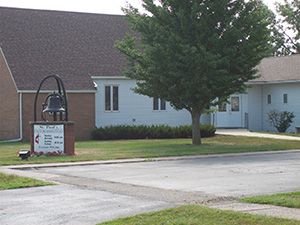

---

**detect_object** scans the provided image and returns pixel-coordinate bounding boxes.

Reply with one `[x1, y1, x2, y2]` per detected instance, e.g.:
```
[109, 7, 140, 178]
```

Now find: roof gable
[0, 7, 129, 91]
[252, 54, 300, 83]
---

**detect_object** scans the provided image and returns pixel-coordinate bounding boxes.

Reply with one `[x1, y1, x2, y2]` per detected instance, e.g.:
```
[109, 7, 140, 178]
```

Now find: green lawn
[240, 192, 300, 209]
[98, 205, 300, 225]
[0, 172, 55, 190]
[1, 136, 300, 166]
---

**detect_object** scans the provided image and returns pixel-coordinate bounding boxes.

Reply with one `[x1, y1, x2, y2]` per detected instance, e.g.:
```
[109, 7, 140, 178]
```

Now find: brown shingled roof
[0, 7, 129, 91]
[251, 54, 300, 83]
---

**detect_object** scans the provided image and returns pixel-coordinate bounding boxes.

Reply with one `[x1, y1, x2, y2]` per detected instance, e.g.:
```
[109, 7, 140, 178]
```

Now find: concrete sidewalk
[216, 128, 300, 140]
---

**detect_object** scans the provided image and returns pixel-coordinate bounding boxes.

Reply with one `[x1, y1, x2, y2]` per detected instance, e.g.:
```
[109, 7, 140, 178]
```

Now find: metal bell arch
[34, 75, 68, 121]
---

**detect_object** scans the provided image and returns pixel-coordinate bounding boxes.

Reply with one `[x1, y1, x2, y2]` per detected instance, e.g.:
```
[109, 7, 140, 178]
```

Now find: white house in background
[92, 76, 210, 127]
[212, 54, 300, 133]
[93, 54, 300, 133]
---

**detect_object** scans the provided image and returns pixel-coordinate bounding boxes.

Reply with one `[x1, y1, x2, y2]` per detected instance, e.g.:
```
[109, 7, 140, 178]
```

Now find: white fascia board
[246, 80, 300, 85]
[18, 90, 97, 94]
[91, 76, 131, 80]
[0, 47, 18, 91]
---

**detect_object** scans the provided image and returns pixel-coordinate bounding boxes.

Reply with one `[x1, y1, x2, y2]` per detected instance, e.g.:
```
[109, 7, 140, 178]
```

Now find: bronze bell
[43, 94, 65, 113]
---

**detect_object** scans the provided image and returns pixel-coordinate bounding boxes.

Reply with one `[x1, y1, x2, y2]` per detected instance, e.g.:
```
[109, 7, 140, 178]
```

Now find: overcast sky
[0, 0, 283, 15]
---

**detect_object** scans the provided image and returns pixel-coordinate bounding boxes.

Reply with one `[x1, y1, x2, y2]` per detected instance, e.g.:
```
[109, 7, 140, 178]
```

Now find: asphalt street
[37, 150, 300, 198]
[1, 150, 300, 224]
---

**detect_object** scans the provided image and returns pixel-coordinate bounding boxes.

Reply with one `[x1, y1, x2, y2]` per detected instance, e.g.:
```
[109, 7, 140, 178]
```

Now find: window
[153, 97, 166, 111]
[267, 95, 271, 104]
[105, 85, 119, 111]
[231, 97, 239, 112]
[283, 94, 288, 104]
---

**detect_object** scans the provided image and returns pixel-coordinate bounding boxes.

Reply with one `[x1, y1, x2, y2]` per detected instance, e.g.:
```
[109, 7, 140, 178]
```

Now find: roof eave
[246, 79, 300, 85]
[0, 47, 19, 91]
[18, 90, 97, 94]
[91, 76, 130, 80]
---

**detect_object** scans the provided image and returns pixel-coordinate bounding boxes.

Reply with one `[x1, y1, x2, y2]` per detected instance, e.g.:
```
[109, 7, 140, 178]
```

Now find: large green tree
[115, 0, 274, 145]
[276, 0, 300, 54]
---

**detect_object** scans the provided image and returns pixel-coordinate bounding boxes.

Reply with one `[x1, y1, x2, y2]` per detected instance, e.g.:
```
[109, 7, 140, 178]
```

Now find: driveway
[1, 150, 300, 224]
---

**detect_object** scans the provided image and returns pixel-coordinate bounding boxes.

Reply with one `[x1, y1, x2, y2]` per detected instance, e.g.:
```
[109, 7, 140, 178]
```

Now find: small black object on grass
[18, 150, 30, 160]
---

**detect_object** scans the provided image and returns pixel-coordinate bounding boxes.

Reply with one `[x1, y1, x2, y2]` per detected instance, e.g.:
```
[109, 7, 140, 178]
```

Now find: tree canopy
[276, 0, 300, 54]
[115, 0, 274, 145]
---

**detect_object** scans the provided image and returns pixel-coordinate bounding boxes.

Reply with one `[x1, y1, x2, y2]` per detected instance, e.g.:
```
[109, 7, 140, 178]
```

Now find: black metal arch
[33, 75, 68, 121]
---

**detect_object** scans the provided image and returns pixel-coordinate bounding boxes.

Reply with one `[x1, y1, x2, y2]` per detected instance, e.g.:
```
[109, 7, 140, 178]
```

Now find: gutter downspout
[0, 90, 23, 143]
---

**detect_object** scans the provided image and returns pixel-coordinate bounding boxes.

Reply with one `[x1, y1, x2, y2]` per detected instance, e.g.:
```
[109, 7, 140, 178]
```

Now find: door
[215, 95, 242, 127]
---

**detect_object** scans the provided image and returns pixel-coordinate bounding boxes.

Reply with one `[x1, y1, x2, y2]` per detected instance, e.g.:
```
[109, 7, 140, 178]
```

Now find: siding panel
[95, 79, 210, 128]
[262, 83, 300, 133]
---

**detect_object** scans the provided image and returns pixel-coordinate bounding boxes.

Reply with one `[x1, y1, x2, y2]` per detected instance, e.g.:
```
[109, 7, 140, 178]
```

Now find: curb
[2, 149, 300, 170]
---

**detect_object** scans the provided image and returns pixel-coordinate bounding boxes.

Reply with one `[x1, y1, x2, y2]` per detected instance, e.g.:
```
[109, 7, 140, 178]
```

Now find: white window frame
[153, 97, 166, 111]
[104, 85, 119, 112]
[267, 94, 271, 104]
[283, 93, 288, 104]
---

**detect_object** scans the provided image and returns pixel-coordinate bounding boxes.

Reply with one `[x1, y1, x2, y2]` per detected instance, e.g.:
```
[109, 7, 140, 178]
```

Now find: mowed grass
[0, 172, 55, 190]
[1, 136, 300, 166]
[98, 205, 300, 225]
[240, 192, 300, 209]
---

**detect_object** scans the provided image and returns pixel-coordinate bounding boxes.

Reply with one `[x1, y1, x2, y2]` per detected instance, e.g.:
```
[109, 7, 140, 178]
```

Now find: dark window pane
[267, 95, 271, 104]
[105, 86, 111, 111]
[113, 86, 119, 111]
[283, 94, 288, 104]
[153, 97, 159, 110]
[161, 99, 166, 110]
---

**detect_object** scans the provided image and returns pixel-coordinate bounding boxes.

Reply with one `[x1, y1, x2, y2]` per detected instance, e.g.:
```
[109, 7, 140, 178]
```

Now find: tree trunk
[191, 111, 202, 145]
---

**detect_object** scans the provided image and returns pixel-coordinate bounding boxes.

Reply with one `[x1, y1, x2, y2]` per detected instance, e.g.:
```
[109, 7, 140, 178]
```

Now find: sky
[0, 0, 284, 15]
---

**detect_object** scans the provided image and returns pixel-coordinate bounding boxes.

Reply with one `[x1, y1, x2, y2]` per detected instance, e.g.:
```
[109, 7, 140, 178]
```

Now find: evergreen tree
[115, 0, 274, 145]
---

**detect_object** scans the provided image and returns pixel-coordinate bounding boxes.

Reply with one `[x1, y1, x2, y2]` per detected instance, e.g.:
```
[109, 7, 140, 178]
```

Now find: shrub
[91, 124, 216, 140]
[267, 109, 295, 133]
[200, 124, 217, 137]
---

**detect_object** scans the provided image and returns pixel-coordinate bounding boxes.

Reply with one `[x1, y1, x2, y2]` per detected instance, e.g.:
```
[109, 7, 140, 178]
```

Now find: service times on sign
[34, 125, 64, 153]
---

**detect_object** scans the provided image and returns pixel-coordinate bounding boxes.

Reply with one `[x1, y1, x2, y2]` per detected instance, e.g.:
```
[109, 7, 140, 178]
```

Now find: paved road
[1, 150, 300, 224]
[37, 150, 300, 198]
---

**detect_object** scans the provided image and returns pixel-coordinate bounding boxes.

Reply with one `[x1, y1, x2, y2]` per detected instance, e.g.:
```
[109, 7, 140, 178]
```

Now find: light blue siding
[262, 83, 300, 133]
[247, 85, 263, 131]
[94, 78, 210, 128]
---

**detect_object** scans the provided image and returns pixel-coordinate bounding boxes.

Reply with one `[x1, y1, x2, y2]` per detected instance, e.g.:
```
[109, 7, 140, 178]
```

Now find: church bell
[42, 93, 65, 121]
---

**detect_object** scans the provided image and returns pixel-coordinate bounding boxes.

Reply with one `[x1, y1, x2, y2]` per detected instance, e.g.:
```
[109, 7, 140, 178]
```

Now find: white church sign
[33, 124, 64, 153]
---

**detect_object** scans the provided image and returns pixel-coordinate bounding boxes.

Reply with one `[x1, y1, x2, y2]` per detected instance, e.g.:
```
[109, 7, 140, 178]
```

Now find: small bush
[200, 124, 217, 137]
[267, 109, 295, 133]
[91, 124, 216, 140]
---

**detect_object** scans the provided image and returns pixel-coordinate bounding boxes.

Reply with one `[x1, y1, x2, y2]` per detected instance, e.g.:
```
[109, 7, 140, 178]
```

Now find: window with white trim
[283, 94, 288, 104]
[105, 85, 119, 111]
[153, 97, 166, 111]
[267, 94, 271, 104]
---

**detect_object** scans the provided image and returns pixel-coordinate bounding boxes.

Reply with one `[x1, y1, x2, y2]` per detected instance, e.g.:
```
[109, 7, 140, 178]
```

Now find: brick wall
[0, 51, 20, 140]
[22, 92, 95, 141]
